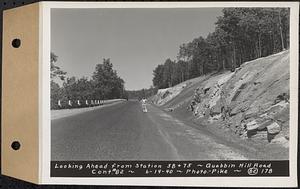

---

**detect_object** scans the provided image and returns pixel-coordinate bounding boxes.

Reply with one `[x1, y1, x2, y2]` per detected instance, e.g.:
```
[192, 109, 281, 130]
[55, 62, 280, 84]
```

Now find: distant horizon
[51, 8, 223, 90]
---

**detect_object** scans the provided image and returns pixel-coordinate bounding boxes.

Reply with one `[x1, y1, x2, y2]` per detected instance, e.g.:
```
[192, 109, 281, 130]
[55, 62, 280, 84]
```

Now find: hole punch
[11, 38, 21, 48]
[11, 141, 21, 150]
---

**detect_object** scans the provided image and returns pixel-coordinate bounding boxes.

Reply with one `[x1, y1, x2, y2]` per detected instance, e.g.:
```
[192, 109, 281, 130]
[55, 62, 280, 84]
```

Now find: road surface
[51, 100, 247, 161]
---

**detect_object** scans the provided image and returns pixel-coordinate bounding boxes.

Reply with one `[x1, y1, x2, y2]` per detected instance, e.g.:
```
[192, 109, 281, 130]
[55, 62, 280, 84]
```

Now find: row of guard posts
[57, 99, 105, 109]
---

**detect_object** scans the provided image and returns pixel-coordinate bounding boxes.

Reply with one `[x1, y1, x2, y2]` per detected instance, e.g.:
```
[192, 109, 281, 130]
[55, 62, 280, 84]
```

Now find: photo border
[41, 1, 299, 187]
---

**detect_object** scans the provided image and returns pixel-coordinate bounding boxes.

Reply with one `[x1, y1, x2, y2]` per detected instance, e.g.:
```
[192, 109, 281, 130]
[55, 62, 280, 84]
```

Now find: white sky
[51, 8, 223, 90]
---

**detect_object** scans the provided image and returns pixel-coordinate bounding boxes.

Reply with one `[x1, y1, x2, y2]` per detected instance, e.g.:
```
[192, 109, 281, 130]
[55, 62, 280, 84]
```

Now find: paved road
[51, 100, 247, 161]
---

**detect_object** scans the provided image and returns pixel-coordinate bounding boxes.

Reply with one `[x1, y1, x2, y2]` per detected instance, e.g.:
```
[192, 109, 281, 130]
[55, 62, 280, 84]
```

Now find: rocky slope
[153, 50, 290, 148]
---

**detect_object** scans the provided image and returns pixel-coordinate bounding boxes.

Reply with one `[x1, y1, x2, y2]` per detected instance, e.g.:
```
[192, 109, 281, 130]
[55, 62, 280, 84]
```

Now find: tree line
[126, 87, 158, 100]
[153, 8, 289, 89]
[51, 54, 126, 109]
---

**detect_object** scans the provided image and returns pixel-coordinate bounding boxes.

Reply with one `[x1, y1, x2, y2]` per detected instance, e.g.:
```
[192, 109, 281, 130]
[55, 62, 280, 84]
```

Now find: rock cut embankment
[153, 50, 290, 147]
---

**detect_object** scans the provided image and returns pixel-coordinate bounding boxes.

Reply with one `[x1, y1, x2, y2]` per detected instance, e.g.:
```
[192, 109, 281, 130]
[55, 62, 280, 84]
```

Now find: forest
[51, 55, 126, 109]
[152, 8, 290, 89]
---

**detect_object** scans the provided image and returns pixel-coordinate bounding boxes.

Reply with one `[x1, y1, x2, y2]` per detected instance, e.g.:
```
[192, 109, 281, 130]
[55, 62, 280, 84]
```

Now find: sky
[51, 8, 223, 90]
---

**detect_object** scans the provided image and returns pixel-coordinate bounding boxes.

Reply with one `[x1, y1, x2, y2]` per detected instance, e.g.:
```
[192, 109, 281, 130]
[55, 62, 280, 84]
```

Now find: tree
[152, 64, 165, 89]
[152, 8, 290, 89]
[51, 52, 66, 80]
[50, 52, 67, 109]
[162, 59, 175, 87]
[51, 81, 63, 109]
[92, 58, 125, 99]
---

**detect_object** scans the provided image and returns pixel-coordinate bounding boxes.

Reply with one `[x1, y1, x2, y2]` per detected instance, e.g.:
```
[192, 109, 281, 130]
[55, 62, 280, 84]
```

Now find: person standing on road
[141, 98, 148, 112]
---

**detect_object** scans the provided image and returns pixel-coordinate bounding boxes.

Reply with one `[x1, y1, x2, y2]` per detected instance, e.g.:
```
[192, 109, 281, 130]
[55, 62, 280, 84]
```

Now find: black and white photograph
[1, 1, 298, 187]
[47, 2, 298, 184]
[51, 7, 290, 160]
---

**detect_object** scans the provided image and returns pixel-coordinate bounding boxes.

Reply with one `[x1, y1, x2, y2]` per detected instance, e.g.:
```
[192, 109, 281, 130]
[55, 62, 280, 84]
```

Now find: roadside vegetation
[152, 8, 289, 89]
[50, 55, 127, 109]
